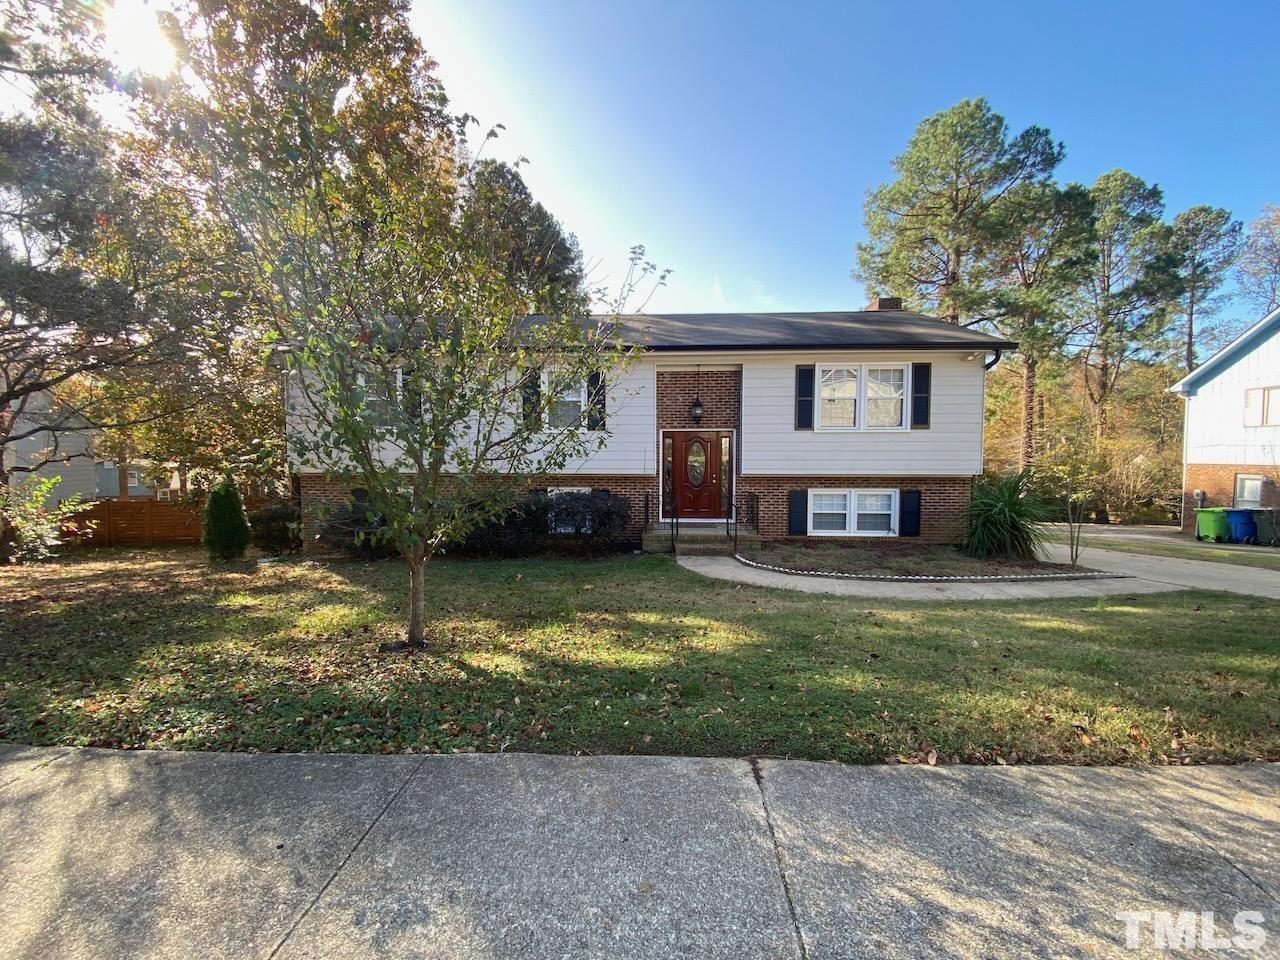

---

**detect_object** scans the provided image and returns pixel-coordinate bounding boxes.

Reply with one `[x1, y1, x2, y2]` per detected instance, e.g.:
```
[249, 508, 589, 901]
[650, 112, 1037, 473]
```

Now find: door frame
[658, 428, 737, 523]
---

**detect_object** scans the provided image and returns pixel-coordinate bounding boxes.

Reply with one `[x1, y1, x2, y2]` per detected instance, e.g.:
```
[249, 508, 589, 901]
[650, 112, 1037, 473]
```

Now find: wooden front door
[668, 431, 731, 519]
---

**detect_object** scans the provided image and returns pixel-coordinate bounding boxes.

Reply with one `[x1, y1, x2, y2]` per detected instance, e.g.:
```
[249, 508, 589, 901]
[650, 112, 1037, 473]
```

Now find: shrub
[454, 493, 551, 558]
[317, 500, 399, 559]
[203, 476, 251, 560]
[452, 490, 631, 558]
[248, 502, 302, 555]
[959, 472, 1051, 560]
[0, 476, 92, 564]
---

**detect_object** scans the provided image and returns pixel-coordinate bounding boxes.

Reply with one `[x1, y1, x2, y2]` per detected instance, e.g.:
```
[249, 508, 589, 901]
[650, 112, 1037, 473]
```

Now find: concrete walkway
[1, 746, 1276, 959]
[679, 543, 1280, 600]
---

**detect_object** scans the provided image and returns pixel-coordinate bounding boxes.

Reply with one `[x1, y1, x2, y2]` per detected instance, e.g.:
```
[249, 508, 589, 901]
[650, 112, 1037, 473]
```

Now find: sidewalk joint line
[749, 757, 809, 960]
[267, 757, 425, 959]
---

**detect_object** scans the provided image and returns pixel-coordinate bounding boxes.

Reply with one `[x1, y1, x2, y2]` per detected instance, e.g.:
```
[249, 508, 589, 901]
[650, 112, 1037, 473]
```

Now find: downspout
[983, 348, 1003, 371]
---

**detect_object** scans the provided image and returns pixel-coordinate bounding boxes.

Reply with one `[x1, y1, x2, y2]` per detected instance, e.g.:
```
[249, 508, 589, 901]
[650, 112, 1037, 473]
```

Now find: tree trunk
[117, 464, 131, 501]
[1184, 294, 1196, 374]
[1019, 357, 1037, 470]
[406, 558, 427, 647]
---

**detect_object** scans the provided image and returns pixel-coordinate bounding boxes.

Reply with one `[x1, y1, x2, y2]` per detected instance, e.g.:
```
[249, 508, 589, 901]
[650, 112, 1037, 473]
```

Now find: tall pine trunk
[1020, 356, 1037, 469]
[1183, 288, 1197, 374]
[406, 558, 427, 647]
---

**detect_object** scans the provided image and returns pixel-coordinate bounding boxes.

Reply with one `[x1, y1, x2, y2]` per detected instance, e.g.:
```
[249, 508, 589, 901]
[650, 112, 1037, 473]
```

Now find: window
[126, 470, 140, 488]
[818, 367, 858, 428]
[1235, 474, 1264, 509]
[156, 488, 171, 502]
[865, 367, 906, 428]
[815, 363, 910, 431]
[359, 370, 400, 427]
[544, 371, 587, 429]
[548, 486, 590, 534]
[807, 488, 898, 536]
[1244, 386, 1280, 427]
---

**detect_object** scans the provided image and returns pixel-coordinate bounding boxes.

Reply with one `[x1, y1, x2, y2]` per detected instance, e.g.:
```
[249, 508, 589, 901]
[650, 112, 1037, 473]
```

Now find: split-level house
[291, 298, 1015, 545]
[1169, 306, 1280, 531]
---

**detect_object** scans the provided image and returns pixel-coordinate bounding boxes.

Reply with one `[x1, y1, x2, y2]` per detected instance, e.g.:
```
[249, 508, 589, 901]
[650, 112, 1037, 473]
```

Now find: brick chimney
[865, 296, 903, 311]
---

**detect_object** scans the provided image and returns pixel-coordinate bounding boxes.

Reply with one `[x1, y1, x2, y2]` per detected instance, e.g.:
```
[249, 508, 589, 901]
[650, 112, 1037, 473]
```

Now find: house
[292, 298, 1015, 545]
[1169, 306, 1280, 531]
[5, 392, 99, 504]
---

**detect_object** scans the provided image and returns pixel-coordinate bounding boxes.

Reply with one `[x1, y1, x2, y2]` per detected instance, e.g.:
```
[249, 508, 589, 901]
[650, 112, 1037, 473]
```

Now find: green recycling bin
[1254, 510, 1279, 547]
[1194, 507, 1231, 542]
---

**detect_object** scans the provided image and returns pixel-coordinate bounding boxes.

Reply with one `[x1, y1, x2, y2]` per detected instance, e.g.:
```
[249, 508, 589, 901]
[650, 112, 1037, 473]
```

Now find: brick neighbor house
[291, 299, 1016, 547]
[1169, 306, 1280, 532]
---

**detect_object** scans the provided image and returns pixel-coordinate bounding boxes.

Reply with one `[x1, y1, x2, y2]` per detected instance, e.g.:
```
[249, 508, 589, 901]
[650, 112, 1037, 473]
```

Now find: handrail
[643, 491, 651, 532]
[670, 510, 679, 553]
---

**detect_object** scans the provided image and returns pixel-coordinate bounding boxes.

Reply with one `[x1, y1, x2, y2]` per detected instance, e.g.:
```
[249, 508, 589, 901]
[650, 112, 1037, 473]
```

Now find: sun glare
[101, 0, 176, 77]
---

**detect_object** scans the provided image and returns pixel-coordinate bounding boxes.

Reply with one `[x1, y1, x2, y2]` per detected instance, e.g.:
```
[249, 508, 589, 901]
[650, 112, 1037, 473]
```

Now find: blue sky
[411, 0, 1280, 316]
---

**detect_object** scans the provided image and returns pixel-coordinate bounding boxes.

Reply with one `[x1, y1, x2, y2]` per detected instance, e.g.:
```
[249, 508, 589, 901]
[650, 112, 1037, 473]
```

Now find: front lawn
[1, 549, 1277, 764]
[742, 540, 1082, 578]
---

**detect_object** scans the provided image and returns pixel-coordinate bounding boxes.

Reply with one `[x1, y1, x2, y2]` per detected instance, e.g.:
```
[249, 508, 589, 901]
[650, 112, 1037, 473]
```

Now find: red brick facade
[737, 474, 972, 543]
[1180, 463, 1279, 533]
[656, 370, 741, 431]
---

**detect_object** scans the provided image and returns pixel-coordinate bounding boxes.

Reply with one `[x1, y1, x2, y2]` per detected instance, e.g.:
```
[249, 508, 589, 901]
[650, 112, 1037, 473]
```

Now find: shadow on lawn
[0, 548, 1277, 762]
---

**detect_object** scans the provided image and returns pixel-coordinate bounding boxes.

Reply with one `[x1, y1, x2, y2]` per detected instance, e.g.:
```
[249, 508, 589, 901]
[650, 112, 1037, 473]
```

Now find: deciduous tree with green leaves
[145, 0, 659, 649]
[1169, 204, 1242, 372]
[854, 98, 1063, 324]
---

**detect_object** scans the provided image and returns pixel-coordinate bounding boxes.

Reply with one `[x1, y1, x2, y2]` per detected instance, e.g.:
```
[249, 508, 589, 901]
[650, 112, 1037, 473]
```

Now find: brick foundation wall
[738, 474, 973, 544]
[297, 472, 659, 543]
[1180, 463, 1280, 533]
[656, 370, 741, 431]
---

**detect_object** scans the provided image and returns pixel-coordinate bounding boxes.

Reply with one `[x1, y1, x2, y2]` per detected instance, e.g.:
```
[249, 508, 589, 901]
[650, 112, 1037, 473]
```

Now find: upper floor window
[1244, 386, 1280, 427]
[126, 469, 140, 487]
[816, 363, 908, 431]
[545, 371, 588, 428]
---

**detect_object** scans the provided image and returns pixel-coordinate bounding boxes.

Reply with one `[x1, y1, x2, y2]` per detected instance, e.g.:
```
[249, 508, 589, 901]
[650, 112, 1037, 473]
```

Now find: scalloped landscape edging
[733, 554, 1128, 584]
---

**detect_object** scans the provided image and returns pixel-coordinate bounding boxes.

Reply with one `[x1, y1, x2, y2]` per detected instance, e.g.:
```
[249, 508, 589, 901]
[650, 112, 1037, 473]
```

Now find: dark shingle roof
[597, 310, 1016, 352]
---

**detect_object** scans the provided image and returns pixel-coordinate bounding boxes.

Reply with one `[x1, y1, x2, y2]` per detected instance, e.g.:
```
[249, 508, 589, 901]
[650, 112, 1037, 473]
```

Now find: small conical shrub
[204, 475, 251, 560]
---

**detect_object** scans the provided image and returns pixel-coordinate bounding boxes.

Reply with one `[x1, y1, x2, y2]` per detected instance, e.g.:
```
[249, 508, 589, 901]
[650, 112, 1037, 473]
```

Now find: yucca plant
[960, 471, 1052, 560]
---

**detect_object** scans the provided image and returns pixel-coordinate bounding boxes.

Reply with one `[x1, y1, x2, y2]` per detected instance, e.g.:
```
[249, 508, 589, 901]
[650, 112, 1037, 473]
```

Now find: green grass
[744, 541, 1080, 578]
[1, 548, 1277, 765]
[1046, 534, 1280, 572]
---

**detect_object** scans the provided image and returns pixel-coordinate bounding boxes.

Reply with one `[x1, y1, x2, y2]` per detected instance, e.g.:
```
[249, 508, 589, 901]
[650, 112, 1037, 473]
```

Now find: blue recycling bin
[1225, 509, 1258, 544]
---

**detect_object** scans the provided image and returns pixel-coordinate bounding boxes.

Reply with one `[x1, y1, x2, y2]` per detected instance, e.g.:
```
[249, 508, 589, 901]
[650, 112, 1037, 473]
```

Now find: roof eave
[632, 340, 1018, 353]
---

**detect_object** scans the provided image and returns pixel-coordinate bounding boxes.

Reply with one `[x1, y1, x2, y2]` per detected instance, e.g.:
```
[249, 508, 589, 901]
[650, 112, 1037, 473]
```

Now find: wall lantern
[689, 365, 704, 423]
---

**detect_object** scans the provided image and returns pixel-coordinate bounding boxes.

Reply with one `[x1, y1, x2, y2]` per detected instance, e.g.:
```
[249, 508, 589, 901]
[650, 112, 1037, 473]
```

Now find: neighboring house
[1169, 306, 1280, 532]
[5, 392, 99, 504]
[291, 298, 1015, 543]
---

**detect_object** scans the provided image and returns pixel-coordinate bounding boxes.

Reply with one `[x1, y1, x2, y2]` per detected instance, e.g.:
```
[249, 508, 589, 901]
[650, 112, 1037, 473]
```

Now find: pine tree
[203, 475, 250, 561]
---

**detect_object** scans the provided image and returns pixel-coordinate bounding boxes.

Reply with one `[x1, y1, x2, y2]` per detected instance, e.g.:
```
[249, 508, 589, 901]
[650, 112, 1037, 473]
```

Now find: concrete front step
[641, 525, 760, 555]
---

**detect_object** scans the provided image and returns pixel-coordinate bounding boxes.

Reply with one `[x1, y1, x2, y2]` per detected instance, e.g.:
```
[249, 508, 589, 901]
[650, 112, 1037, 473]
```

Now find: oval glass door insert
[686, 440, 706, 486]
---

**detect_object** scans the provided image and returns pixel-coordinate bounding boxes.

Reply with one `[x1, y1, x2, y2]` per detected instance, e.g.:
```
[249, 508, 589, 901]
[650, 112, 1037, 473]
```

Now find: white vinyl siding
[741, 351, 986, 475]
[807, 488, 898, 536]
[1184, 325, 1280, 466]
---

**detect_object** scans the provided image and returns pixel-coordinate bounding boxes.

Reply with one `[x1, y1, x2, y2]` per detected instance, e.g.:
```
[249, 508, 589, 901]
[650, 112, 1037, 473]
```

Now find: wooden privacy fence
[69, 499, 203, 547]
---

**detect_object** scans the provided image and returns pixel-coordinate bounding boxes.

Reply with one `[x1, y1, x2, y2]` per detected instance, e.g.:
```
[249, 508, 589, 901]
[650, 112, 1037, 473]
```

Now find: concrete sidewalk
[2, 746, 1277, 959]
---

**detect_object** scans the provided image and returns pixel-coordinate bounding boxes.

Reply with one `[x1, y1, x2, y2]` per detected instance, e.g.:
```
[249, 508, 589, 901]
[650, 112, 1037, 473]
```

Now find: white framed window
[818, 366, 858, 429]
[126, 470, 140, 488]
[807, 488, 899, 537]
[865, 366, 907, 429]
[815, 363, 910, 431]
[156, 488, 171, 502]
[1235, 474, 1264, 508]
[544, 371, 588, 429]
[547, 486, 590, 534]
[1244, 386, 1280, 427]
[358, 369, 401, 427]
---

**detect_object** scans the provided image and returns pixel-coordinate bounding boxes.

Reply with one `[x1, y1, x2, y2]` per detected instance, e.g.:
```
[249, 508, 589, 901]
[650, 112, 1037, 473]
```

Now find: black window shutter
[795, 365, 815, 430]
[900, 490, 921, 537]
[788, 490, 808, 535]
[910, 363, 931, 429]
[522, 371, 542, 428]
[587, 370, 606, 430]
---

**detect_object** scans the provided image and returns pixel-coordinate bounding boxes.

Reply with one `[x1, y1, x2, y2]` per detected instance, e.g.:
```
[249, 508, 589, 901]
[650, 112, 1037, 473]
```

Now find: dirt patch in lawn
[742, 540, 1088, 579]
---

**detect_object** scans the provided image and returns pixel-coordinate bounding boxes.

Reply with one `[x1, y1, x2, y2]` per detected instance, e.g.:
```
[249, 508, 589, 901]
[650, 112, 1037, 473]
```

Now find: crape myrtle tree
[854, 98, 1063, 324]
[147, 0, 657, 649]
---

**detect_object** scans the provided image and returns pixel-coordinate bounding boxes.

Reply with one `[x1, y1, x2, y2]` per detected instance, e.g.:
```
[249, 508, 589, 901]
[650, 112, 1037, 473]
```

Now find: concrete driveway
[1040, 541, 1280, 599]
[2, 746, 1277, 959]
